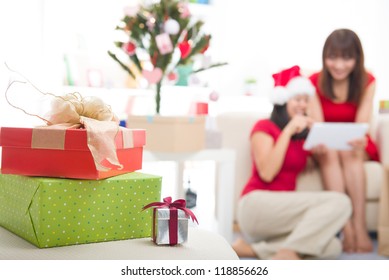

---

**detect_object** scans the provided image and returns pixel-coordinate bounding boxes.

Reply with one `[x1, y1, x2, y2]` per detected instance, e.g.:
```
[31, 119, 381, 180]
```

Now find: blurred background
[0, 1, 388, 255]
[1, 0, 388, 125]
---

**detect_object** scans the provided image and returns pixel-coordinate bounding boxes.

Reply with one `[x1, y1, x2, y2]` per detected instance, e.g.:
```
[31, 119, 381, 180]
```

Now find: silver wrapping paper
[154, 208, 188, 245]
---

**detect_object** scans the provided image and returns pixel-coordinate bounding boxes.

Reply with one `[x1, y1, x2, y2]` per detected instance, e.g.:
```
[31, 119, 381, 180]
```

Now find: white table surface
[0, 226, 238, 260]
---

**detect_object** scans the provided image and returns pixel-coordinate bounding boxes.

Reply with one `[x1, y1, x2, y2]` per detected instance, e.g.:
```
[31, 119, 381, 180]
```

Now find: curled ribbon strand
[4, 62, 57, 125]
[4, 63, 123, 172]
[143, 196, 199, 224]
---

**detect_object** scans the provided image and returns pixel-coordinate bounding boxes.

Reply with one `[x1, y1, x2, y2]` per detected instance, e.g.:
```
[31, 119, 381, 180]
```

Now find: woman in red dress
[309, 29, 378, 253]
[232, 66, 351, 260]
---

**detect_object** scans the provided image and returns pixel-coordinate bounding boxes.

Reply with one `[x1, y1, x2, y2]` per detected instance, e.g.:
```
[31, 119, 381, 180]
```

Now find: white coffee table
[0, 226, 238, 260]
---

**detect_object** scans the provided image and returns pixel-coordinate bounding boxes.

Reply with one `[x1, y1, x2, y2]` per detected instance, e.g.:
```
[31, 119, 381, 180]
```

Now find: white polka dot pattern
[0, 172, 162, 248]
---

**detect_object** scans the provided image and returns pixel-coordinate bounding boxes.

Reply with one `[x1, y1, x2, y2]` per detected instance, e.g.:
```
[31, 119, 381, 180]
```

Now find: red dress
[309, 72, 379, 161]
[241, 119, 309, 196]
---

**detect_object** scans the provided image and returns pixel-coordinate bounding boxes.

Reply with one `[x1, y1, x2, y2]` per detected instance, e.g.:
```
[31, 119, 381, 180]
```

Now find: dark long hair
[270, 105, 309, 140]
[319, 28, 367, 104]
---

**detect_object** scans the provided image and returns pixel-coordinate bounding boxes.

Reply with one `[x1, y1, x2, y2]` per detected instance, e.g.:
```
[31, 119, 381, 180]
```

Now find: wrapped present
[143, 197, 198, 245]
[189, 102, 208, 115]
[127, 115, 206, 152]
[0, 172, 162, 248]
[0, 126, 145, 179]
[379, 100, 389, 114]
[2, 82, 146, 179]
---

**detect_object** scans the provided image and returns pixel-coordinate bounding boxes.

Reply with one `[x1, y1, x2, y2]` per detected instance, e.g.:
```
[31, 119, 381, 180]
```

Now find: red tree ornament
[178, 41, 191, 59]
[123, 42, 136, 56]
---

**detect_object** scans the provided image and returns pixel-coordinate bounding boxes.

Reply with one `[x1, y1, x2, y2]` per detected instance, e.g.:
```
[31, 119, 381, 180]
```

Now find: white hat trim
[286, 76, 315, 96]
[270, 76, 315, 105]
[270, 86, 290, 105]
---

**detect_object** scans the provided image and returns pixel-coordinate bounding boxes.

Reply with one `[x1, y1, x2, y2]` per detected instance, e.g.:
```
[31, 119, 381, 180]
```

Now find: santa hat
[270, 65, 315, 105]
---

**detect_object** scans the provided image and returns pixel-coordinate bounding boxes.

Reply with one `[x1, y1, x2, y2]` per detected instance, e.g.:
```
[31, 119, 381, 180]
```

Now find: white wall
[209, 0, 389, 103]
[0, 0, 47, 127]
[0, 0, 388, 120]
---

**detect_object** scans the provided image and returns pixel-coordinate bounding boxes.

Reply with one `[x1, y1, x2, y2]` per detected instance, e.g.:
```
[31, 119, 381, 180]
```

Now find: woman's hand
[348, 135, 367, 150]
[310, 143, 329, 155]
[309, 136, 366, 155]
[285, 115, 313, 136]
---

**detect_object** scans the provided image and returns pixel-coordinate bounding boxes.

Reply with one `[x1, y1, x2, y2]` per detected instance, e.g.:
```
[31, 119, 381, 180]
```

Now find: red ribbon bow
[142, 196, 198, 224]
[142, 197, 198, 245]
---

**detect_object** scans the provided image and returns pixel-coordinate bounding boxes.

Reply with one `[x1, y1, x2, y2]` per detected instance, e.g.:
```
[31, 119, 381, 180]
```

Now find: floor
[338, 233, 388, 260]
[233, 232, 389, 260]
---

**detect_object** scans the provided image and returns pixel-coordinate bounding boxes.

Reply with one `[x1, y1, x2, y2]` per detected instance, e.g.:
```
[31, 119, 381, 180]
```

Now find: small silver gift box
[153, 208, 188, 245]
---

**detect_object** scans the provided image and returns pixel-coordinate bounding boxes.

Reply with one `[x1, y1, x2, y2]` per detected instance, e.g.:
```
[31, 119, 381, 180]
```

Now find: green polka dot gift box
[0, 172, 161, 248]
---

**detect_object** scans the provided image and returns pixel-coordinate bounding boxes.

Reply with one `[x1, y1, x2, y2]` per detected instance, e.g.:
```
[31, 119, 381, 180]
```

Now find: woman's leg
[232, 235, 301, 259]
[234, 190, 351, 259]
[304, 237, 342, 259]
[232, 237, 257, 258]
[339, 150, 373, 252]
[314, 150, 356, 252]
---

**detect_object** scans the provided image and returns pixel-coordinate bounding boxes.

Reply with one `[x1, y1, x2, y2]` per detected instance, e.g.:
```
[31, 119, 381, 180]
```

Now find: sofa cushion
[297, 161, 383, 201]
[365, 161, 385, 200]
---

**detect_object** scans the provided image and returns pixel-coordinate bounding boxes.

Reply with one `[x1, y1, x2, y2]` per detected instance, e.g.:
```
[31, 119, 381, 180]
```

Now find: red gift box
[189, 102, 208, 115]
[195, 102, 208, 115]
[0, 126, 145, 179]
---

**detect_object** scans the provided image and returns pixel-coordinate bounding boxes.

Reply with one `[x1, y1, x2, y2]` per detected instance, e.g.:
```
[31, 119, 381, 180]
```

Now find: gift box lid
[155, 208, 189, 220]
[0, 127, 145, 150]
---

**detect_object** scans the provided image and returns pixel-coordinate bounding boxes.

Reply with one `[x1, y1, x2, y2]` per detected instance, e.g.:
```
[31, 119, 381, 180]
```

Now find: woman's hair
[270, 105, 308, 140]
[319, 28, 367, 104]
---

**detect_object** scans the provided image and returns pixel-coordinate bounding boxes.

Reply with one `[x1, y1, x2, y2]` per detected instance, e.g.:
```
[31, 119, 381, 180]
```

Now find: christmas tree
[108, 0, 225, 114]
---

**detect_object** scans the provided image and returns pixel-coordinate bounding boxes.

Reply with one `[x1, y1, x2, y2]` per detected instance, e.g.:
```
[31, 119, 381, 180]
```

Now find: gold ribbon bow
[4, 64, 123, 172]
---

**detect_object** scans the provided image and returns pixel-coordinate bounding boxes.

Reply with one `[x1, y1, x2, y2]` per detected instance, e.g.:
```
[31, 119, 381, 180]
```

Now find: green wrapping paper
[0, 172, 161, 248]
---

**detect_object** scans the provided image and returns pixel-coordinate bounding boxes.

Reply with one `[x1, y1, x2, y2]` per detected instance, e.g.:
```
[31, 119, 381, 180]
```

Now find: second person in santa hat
[232, 65, 351, 260]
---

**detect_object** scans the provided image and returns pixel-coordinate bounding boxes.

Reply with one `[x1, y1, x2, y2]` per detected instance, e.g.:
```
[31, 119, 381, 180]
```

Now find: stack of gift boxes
[0, 125, 164, 248]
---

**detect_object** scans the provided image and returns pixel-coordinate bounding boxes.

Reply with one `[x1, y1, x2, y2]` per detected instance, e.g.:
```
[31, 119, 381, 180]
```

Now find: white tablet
[303, 122, 369, 151]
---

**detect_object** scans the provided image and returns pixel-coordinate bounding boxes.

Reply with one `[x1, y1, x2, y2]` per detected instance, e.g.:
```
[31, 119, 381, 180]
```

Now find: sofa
[215, 112, 389, 235]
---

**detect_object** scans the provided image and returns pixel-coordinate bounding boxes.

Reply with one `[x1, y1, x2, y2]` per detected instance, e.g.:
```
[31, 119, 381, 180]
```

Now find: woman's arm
[252, 116, 312, 182]
[355, 81, 376, 123]
[346, 81, 375, 151]
[307, 94, 324, 122]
